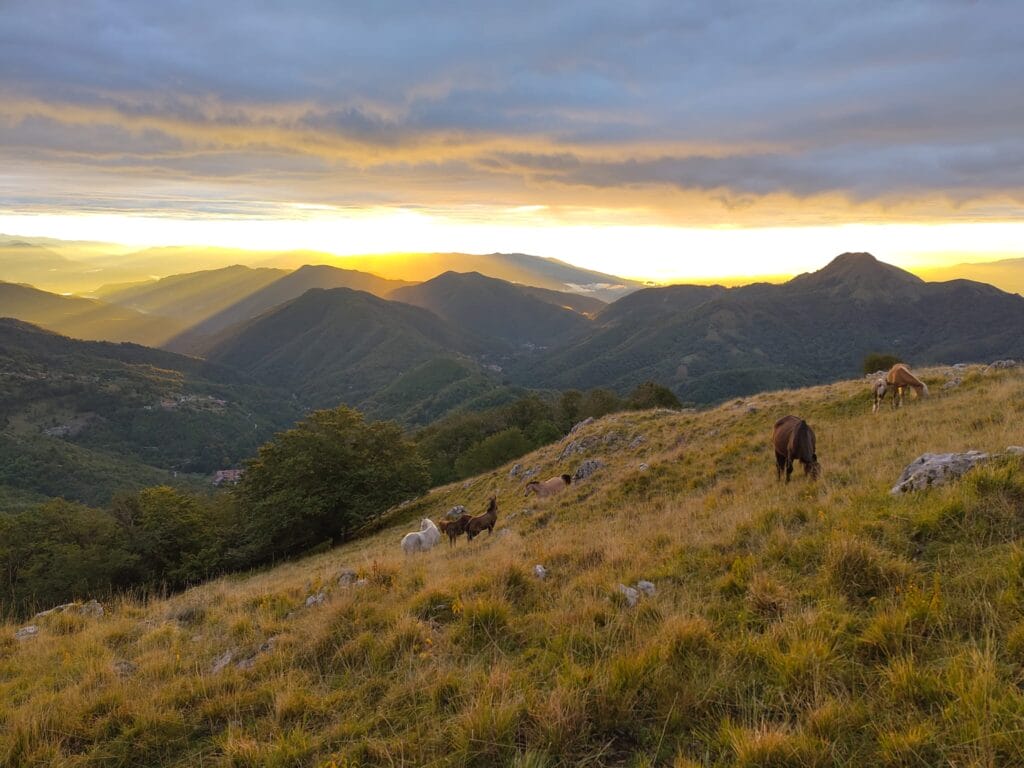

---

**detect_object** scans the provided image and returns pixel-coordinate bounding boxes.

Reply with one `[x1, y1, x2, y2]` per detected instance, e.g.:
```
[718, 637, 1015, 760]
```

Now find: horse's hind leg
[785, 457, 794, 483]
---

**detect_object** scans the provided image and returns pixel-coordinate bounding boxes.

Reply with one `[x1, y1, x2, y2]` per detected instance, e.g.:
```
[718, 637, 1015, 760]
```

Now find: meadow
[3, 365, 1024, 766]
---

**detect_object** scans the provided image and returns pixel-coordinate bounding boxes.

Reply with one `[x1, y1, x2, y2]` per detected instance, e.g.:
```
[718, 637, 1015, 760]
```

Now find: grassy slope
[4, 366, 1024, 766]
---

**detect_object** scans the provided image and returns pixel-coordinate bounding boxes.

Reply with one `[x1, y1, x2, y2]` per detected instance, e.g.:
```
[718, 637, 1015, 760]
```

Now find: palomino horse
[885, 363, 929, 409]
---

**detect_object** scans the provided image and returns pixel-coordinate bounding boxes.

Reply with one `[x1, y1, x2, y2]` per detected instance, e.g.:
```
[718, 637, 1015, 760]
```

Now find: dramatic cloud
[2, 0, 1023, 225]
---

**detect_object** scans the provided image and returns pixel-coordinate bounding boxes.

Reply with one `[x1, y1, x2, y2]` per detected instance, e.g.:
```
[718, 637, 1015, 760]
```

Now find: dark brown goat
[772, 415, 820, 482]
[465, 496, 498, 541]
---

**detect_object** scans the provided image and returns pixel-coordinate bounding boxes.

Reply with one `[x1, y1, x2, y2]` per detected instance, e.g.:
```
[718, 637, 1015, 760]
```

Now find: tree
[454, 428, 532, 477]
[0, 499, 135, 615]
[863, 353, 902, 375]
[579, 388, 623, 420]
[627, 380, 682, 410]
[233, 407, 429, 563]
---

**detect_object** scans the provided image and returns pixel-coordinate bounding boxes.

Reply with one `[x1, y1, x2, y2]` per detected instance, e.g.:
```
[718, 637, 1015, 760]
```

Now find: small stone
[235, 657, 256, 670]
[15, 625, 39, 640]
[509, 463, 521, 478]
[1005, 446, 1024, 456]
[628, 434, 647, 449]
[573, 459, 605, 482]
[257, 637, 278, 654]
[355, 579, 369, 588]
[211, 650, 234, 674]
[522, 466, 539, 479]
[616, 584, 639, 608]
[533, 564, 548, 580]
[305, 591, 326, 608]
[639, 463, 649, 471]
[568, 417, 594, 435]
[636, 580, 656, 597]
[112, 660, 137, 677]
[78, 599, 104, 618]
[445, 505, 467, 520]
[338, 570, 358, 586]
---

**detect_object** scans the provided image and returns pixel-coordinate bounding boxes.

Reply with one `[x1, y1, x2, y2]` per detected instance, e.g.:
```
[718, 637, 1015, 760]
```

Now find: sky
[2, 0, 1023, 281]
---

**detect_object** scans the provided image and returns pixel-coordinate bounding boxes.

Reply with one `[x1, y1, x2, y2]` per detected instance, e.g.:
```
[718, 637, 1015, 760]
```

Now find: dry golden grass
[3, 365, 1024, 766]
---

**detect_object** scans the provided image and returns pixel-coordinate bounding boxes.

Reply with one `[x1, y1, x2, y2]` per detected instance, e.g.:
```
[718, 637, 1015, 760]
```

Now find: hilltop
[4, 363, 1024, 765]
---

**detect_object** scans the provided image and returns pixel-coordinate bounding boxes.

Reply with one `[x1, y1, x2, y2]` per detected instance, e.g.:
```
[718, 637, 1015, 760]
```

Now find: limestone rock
[211, 650, 235, 674]
[305, 591, 326, 608]
[636, 580, 656, 597]
[986, 359, 1017, 372]
[509, 463, 521, 478]
[112, 660, 137, 677]
[568, 417, 594, 435]
[79, 599, 104, 618]
[338, 569, 358, 586]
[890, 451, 991, 495]
[445, 505, 467, 520]
[573, 459, 605, 482]
[15, 625, 39, 640]
[533, 564, 548, 580]
[616, 584, 639, 608]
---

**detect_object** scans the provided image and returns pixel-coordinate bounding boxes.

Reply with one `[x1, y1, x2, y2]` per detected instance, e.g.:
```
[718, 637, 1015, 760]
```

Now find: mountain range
[5, 251, 1024, 428]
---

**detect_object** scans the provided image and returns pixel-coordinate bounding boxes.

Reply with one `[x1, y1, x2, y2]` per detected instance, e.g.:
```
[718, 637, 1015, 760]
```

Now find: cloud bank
[2, 0, 1023, 226]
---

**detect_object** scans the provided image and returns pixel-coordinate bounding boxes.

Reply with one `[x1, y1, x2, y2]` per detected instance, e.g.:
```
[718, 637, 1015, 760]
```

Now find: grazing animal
[400, 518, 441, 554]
[465, 497, 499, 541]
[524, 474, 572, 498]
[886, 363, 929, 409]
[438, 515, 470, 546]
[871, 379, 888, 413]
[772, 415, 820, 482]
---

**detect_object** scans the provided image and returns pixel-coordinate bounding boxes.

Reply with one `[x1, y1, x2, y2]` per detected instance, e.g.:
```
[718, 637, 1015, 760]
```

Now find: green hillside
[516, 253, 1024, 402]
[4, 364, 1024, 765]
[165, 264, 414, 353]
[91, 265, 288, 324]
[390, 271, 594, 346]
[0, 319, 300, 507]
[203, 287, 501, 418]
[0, 281, 188, 347]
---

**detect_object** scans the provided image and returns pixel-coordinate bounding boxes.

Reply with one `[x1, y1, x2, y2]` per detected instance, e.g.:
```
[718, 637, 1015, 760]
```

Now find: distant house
[212, 469, 244, 486]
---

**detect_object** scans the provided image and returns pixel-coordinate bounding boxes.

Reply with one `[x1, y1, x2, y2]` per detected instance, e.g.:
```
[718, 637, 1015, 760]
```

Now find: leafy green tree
[557, 389, 584, 431]
[579, 388, 623, 420]
[0, 499, 135, 615]
[233, 406, 429, 563]
[863, 353, 902, 375]
[454, 428, 532, 477]
[118, 487, 220, 587]
[628, 380, 682, 410]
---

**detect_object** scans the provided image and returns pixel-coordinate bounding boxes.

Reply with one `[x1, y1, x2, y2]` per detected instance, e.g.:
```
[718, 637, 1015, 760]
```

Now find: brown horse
[886, 363, 929, 409]
[438, 514, 470, 546]
[465, 496, 498, 541]
[772, 415, 820, 482]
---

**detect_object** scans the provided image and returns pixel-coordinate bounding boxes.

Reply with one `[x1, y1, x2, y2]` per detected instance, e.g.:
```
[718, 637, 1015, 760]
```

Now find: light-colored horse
[885, 363, 929, 409]
[400, 518, 441, 554]
[871, 378, 888, 413]
[524, 474, 571, 498]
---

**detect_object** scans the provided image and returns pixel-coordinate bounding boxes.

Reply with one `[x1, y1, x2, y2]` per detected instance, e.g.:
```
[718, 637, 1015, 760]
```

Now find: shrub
[863, 353, 902, 375]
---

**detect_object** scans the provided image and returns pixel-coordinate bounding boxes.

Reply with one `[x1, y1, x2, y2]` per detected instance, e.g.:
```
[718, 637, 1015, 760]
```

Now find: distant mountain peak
[789, 252, 923, 299]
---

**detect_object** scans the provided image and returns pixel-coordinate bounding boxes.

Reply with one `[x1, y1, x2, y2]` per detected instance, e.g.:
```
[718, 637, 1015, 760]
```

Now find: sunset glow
[2, 2, 1022, 283]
